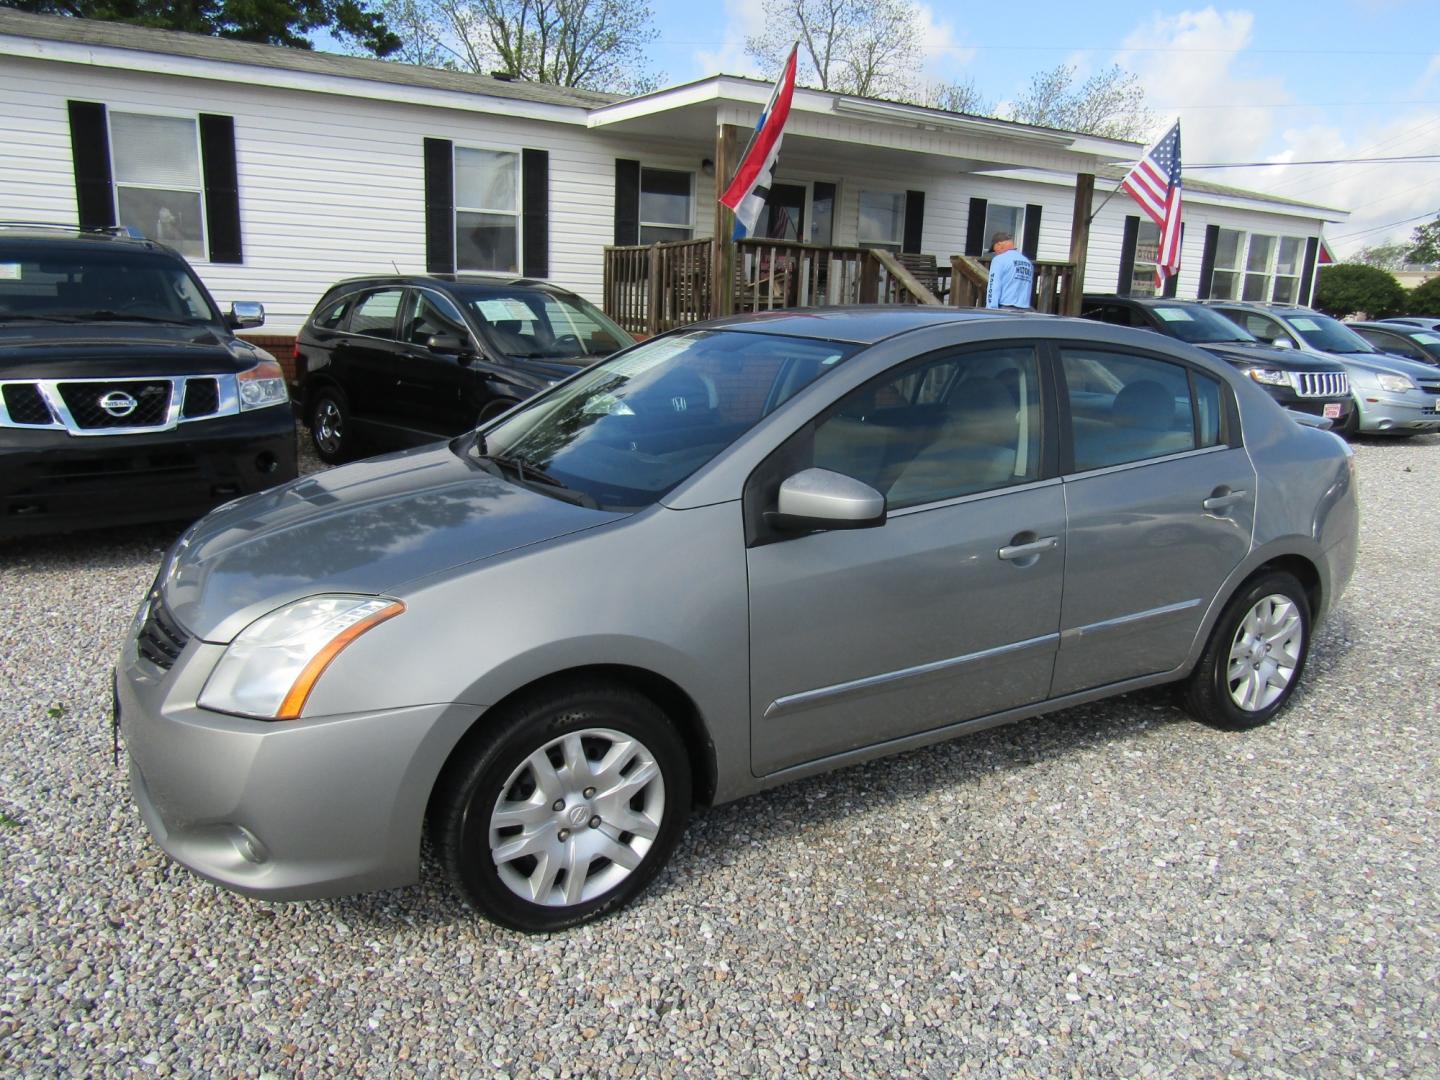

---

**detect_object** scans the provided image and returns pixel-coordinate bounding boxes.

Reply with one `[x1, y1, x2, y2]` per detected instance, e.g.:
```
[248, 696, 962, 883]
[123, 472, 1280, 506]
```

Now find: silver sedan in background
[118, 308, 1358, 931]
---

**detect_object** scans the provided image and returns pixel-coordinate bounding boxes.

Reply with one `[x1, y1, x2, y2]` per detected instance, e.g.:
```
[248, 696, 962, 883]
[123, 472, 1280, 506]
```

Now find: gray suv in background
[1207, 302, 1440, 436]
[117, 308, 1358, 931]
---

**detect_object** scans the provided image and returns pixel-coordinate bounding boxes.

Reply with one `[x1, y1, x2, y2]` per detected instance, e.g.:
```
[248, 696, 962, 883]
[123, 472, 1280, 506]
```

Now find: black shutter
[964, 197, 988, 257]
[1299, 236, 1320, 306]
[903, 190, 925, 253]
[1021, 204, 1042, 260]
[1162, 223, 1183, 298]
[1117, 215, 1140, 295]
[521, 148, 549, 278]
[1196, 224, 1221, 300]
[423, 138, 455, 274]
[198, 114, 242, 263]
[68, 100, 115, 230]
[614, 159, 640, 245]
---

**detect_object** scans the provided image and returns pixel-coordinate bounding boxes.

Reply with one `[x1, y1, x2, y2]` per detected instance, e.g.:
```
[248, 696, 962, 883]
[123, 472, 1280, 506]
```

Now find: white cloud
[1412, 53, 1440, 95]
[692, 0, 766, 78]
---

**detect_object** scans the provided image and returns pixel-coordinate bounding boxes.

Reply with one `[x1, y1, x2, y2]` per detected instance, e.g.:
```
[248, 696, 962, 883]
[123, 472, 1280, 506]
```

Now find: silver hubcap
[1227, 593, 1303, 712]
[489, 727, 665, 908]
[313, 399, 342, 454]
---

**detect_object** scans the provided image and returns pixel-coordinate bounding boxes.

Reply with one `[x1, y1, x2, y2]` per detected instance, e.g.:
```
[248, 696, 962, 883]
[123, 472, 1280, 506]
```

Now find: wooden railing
[947, 255, 1080, 314]
[603, 237, 714, 336]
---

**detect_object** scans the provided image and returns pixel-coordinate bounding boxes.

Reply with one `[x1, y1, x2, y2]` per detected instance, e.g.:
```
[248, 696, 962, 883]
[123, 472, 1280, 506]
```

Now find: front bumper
[1353, 391, 1440, 433]
[1, 405, 296, 536]
[116, 620, 481, 901]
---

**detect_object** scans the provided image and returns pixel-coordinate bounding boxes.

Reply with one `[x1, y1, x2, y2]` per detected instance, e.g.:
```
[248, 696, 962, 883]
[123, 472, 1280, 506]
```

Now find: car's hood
[1329, 350, 1440, 380]
[162, 443, 627, 642]
[0, 322, 270, 378]
[1197, 341, 1345, 371]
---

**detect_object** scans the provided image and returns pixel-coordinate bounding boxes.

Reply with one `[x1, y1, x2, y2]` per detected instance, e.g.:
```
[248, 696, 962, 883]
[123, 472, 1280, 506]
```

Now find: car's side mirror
[426, 333, 470, 358]
[765, 468, 887, 533]
[1270, 337, 1294, 349]
[227, 301, 265, 329]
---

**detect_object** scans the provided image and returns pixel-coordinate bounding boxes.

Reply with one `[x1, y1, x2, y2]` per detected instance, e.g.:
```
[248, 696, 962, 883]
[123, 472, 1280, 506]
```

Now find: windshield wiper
[86, 311, 195, 324]
[491, 454, 598, 509]
[0, 314, 85, 323]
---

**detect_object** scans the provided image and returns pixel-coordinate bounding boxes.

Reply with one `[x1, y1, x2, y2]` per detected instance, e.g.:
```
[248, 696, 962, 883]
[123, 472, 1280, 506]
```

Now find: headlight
[1245, 368, 1289, 386]
[237, 360, 289, 411]
[198, 595, 404, 719]
[1376, 374, 1416, 393]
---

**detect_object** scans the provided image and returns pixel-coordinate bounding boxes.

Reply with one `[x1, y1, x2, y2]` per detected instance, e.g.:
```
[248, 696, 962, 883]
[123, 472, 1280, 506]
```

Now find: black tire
[1182, 571, 1311, 731]
[431, 682, 691, 932]
[1337, 403, 1360, 438]
[308, 386, 353, 464]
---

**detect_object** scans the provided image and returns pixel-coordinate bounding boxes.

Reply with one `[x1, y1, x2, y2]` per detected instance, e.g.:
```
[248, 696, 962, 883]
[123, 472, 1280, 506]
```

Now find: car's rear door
[1052, 343, 1255, 695]
[746, 343, 1066, 777]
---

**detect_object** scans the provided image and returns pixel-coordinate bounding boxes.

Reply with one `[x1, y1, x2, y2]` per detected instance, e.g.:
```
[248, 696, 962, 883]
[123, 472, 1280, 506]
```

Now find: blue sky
[642, 1, 1440, 256]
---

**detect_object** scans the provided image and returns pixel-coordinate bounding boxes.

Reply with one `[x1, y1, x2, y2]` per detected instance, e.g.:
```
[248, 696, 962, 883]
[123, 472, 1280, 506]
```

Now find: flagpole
[729, 42, 800, 189]
[1086, 175, 1131, 226]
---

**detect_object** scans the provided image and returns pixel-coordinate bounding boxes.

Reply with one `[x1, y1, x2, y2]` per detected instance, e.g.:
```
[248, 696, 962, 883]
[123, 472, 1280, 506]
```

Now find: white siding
[0, 56, 713, 333]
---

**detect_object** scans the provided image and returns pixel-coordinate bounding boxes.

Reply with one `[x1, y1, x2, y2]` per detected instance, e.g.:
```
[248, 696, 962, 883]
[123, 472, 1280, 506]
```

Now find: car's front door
[746, 344, 1066, 776]
[392, 288, 479, 438]
[1052, 345, 1256, 695]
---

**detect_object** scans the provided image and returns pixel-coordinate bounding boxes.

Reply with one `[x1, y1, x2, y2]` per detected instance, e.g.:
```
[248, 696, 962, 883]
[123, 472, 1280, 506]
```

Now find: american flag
[1121, 121, 1183, 290]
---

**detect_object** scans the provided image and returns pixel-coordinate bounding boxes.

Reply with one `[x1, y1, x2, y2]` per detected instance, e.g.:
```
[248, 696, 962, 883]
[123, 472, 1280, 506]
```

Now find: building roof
[0, 8, 619, 110]
[1095, 164, 1343, 216]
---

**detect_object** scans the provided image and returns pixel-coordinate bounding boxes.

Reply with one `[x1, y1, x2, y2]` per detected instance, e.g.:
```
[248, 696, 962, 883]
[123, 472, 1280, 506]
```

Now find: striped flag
[1121, 121, 1183, 290]
[720, 44, 799, 239]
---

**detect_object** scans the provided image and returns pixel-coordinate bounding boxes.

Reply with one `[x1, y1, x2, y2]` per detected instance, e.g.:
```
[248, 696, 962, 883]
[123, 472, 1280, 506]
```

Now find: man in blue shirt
[985, 231, 1034, 309]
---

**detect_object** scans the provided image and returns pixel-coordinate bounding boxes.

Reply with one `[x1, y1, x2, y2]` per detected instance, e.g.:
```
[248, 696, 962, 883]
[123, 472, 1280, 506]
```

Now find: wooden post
[646, 244, 661, 337]
[1066, 172, 1095, 316]
[712, 123, 742, 318]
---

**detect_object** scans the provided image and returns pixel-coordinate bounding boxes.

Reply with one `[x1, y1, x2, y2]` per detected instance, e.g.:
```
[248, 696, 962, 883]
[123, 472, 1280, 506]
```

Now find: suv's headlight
[1376, 373, 1416, 393]
[199, 595, 404, 719]
[237, 360, 289, 411]
[1245, 368, 1289, 386]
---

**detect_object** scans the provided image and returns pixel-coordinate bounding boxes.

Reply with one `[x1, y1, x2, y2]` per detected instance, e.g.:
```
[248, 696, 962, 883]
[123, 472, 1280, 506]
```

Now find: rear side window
[1063, 349, 1209, 471]
[349, 289, 403, 339]
[312, 295, 351, 330]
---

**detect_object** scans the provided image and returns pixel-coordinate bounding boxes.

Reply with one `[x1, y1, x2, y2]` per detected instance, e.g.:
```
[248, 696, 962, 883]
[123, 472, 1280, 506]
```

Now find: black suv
[1082, 295, 1353, 426]
[0, 225, 296, 537]
[295, 274, 634, 463]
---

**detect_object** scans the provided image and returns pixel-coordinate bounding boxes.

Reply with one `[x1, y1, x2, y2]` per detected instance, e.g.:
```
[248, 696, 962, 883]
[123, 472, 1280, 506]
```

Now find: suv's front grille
[58, 380, 172, 429]
[181, 377, 220, 418]
[137, 591, 190, 671]
[2, 383, 53, 424]
[1293, 371, 1349, 398]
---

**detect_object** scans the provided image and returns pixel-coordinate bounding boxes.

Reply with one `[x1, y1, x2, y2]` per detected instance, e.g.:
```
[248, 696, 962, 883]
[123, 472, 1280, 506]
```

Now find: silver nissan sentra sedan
[117, 308, 1359, 931]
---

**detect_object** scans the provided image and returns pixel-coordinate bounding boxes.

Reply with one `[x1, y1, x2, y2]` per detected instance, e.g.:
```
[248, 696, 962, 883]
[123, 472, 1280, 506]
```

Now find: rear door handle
[1203, 489, 1249, 511]
[997, 536, 1058, 561]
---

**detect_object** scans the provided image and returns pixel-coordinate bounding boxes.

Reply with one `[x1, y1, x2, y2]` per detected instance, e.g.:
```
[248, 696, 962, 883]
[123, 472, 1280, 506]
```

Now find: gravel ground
[2, 427, 1438, 1077]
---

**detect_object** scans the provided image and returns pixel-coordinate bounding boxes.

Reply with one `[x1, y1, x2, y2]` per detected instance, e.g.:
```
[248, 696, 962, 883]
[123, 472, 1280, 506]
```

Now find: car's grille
[2, 383, 54, 425]
[1293, 371, 1349, 398]
[57, 381, 172, 429]
[181, 377, 220, 418]
[137, 591, 190, 671]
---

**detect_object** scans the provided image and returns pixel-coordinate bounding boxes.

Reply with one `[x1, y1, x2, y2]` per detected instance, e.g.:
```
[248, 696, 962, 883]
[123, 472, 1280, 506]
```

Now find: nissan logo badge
[98, 390, 139, 418]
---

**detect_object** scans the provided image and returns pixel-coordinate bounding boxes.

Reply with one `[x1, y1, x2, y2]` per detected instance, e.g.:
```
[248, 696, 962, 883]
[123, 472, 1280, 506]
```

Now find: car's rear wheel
[1182, 571, 1311, 731]
[309, 387, 353, 464]
[432, 682, 690, 932]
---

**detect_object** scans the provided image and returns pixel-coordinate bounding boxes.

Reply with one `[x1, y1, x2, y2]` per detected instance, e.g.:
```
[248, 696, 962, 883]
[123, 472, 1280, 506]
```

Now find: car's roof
[325, 273, 575, 294]
[1082, 294, 1209, 309]
[1350, 321, 1429, 334]
[0, 223, 173, 255]
[694, 305, 1072, 346]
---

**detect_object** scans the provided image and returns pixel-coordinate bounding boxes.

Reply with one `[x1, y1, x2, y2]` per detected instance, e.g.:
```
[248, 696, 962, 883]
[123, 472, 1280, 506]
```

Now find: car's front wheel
[432, 682, 691, 931]
[1182, 571, 1311, 731]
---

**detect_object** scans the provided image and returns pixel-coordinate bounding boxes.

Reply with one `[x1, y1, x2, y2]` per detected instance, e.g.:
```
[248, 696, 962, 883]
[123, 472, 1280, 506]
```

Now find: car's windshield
[0, 243, 219, 325]
[475, 329, 860, 510]
[457, 287, 631, 362]
[1149, 304, 1256, 344]
[1285, 312, 1379, 354]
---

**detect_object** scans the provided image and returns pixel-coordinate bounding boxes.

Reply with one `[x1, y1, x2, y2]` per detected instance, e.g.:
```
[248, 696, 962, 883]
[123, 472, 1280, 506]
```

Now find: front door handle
[1203, 488, 1249, 512]
[997, 535, 1058, 561]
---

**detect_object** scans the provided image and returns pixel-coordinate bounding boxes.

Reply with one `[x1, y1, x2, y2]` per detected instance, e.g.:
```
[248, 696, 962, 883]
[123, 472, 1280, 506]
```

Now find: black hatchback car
[295, 275, 634, 463]
[1082, 295, 1353, 427]
[0, 225, 296, 537]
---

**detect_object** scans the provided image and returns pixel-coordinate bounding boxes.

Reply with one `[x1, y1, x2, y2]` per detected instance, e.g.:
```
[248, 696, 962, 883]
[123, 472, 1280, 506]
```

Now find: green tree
[1406, 216, 1440, 266]
[1405, 276, 1440, 316]
[2, 0, 400, 54]
[1354, 242, 1410, 271]
[1314, 264, 1407, 319]
[1009, 63, 1155, 140]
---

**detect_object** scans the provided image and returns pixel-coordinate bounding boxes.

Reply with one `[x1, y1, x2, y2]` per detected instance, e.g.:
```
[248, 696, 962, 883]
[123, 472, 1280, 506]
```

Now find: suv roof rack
[0, 221, 148, 239]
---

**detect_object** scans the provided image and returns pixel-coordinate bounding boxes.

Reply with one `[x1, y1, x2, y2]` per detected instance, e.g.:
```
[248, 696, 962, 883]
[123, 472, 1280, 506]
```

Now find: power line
[1327, 208, 1439, 243]
[657, 38, 1440, 57]
[1156, 99, 1440, 110]
[1183, 155, 1440, 169]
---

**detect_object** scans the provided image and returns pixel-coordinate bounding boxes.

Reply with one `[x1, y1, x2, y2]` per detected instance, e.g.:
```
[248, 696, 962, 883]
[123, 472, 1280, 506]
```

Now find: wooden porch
[602, 237, 1081, 337]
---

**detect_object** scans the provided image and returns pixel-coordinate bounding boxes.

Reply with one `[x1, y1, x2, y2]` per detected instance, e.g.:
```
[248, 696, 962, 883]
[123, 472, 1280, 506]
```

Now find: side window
[813, 346, 1042, 509]
[349, 289, 403, 339]
[1063, 349, 1199, 471]
[1240, 312, 1288, 345]
[403, 290, 469, 347]
[1193, 371, 1224, 448]
[313, 296, 352, 330]
[1357, 329, 1421, 360]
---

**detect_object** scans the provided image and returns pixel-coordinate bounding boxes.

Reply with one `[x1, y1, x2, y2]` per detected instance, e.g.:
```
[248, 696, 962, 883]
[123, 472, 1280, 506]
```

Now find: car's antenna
[392, 260, 401, 274]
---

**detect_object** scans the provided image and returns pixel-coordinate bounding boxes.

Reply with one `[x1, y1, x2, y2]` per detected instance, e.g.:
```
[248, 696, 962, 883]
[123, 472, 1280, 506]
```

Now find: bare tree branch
[747, 0, 921, 99]
[1008, 63, 1155, 140]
